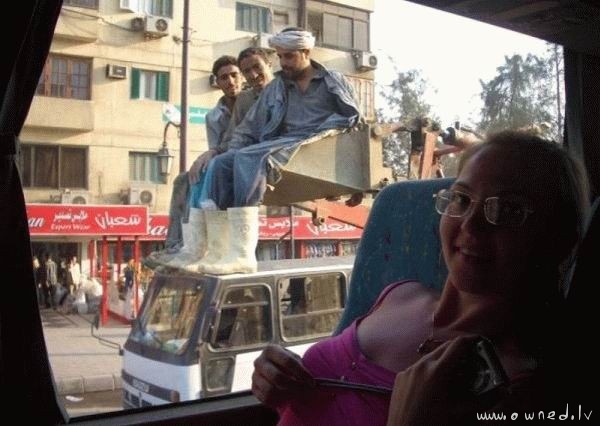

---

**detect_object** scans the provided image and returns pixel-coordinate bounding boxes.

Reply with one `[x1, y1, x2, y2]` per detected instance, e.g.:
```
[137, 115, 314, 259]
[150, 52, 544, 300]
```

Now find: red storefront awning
[26, 204, 362, 240]
[143, 215, 362, 240]
[26, 204, 149, 236]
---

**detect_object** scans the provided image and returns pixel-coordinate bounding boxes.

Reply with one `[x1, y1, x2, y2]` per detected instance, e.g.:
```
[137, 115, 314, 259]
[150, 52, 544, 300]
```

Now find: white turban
[268, 30, 315, 50]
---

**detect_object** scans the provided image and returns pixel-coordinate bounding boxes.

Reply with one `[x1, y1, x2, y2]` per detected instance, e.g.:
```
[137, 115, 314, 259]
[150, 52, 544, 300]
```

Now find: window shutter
[130, 68, 140, 99]
[322, 13, 337, 47]
[157, 72, 169, 101]
[353, 20, 369, 51]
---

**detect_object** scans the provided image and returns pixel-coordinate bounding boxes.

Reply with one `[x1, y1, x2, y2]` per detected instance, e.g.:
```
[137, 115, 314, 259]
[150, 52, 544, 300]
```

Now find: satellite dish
[162, 104, 181, 126]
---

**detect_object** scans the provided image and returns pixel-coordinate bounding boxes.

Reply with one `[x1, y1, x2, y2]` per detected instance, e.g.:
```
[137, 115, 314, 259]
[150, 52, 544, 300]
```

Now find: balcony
[26, 96, 94, 131]
[54, 7, 99, 42]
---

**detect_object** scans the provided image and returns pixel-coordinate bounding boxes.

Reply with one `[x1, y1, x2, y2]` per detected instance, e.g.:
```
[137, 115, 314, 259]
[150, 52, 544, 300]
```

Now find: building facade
[21, 0, 376, 277]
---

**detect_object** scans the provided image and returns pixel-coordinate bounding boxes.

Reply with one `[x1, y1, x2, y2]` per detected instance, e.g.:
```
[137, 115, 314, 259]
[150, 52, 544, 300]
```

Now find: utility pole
[180, 0, 190, 172]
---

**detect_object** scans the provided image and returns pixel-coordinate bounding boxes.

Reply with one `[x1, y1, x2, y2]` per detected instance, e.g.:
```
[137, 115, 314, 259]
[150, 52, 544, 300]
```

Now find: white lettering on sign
[53, 209, 89, 223]
[149, 225, 167, 237]
[305, 222, 357, 236]
[266, 218, 298, 230]
[28, 217, 45, 228]
[94, 212, 143, 230]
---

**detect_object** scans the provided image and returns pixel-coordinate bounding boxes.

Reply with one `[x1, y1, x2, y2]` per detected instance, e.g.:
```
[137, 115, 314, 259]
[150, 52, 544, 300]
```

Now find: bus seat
[335, 178, 453, 334]
[263, 126, 392, 206]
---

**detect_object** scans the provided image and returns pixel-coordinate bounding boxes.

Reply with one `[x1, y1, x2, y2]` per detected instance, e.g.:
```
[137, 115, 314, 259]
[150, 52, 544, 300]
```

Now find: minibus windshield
[129, 278, 205, 354]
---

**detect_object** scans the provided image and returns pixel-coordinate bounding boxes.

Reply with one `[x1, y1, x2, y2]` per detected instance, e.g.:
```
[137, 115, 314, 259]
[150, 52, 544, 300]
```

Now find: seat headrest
[335, 178, 453, 333]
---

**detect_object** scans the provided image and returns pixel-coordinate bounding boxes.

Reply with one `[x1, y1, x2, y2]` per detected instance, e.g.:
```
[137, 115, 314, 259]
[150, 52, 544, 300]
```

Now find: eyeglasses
[434, 189, 534, 227]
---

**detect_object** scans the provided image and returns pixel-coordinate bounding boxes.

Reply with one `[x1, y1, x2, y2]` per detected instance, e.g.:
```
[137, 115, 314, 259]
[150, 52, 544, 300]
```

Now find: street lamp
[158, 121, 177, 183]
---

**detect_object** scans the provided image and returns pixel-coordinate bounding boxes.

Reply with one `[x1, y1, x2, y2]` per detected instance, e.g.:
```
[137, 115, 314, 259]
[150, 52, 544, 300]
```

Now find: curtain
[0, 1, 66, 423]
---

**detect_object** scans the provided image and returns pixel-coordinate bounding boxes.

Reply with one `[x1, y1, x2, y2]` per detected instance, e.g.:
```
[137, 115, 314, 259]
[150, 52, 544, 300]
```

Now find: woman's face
[440, 145, 548, 298]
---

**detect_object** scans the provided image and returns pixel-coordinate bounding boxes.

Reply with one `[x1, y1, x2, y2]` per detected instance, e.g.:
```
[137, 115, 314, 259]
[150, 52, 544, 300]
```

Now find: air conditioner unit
[106, 64, 127, 79]
[354, 51, 378, 71]
[129, 185, 156, 206]
[131, 16, 145, 32]
[145, 15, 170, 38]
[61, 190, 90, 205]
[255, 32, 274, 50]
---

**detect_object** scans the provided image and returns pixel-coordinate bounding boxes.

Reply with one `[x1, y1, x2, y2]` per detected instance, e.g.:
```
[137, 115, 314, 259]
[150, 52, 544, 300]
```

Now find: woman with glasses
[251, 130, 589, 425]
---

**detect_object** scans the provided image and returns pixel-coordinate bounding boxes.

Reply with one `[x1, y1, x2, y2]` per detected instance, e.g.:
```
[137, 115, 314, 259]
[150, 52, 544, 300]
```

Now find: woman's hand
[387, 335, 496, 426]
[251, 344, 315, 408]
[188, 150, 217, 184]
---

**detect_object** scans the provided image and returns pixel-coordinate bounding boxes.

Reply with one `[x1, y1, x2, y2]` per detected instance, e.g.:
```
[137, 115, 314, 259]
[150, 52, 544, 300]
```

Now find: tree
[545, 43, 564, 142]
[478, 51, 561, 139]
[377, 69, 438, 179]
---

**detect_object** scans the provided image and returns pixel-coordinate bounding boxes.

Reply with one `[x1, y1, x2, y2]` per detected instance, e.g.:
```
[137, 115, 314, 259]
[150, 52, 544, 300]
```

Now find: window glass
[337, 16, 353, 49]
[21, 145, 87, 189]
[212, 285, 271, 348]
[307, 12, 323, 44]
[142, 71, 158, 99]
[278, 273, 346, 341]
[236, 2, 272, 33]
[61, 148, 87, 188]
[322, 13, 338, 47]
[51, 58, 67, 97]
[36, 55, 91, 99]
[70, 61, 91, 100]
[146, 0, 173, 17]
[129, 152, 160, 183]
[310, 6, 371, 51]
[353, 20, 369, 51]
[131, 69, 169, 101]
[33, 146, 59, 188]
[129, 286, 204, 354]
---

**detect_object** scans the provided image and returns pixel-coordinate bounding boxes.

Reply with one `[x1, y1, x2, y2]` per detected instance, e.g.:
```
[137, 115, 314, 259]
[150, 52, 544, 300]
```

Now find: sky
[371, 0, 551, 127]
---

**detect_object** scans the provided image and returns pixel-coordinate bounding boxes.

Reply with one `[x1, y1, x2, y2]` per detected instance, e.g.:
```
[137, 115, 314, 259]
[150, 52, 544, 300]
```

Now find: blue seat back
[335, 178, 453, 333]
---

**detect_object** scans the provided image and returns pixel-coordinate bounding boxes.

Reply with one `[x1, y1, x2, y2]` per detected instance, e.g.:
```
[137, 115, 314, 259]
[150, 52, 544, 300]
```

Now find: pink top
[277, 281, 415, 426]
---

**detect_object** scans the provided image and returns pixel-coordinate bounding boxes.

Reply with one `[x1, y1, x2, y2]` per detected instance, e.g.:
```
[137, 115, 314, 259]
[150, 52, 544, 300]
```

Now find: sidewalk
[40, 309, 131, 395]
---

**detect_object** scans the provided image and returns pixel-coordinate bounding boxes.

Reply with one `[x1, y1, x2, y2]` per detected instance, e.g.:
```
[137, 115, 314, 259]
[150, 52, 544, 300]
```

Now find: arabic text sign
[27, 204, 149, 236]
[162, 105, 211, 125]
[259, 216, 362, 240]
[147, 214, 169, 240]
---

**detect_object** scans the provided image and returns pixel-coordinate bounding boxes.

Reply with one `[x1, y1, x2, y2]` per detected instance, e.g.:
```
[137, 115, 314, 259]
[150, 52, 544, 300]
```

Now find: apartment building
[21, 0, 377, 272]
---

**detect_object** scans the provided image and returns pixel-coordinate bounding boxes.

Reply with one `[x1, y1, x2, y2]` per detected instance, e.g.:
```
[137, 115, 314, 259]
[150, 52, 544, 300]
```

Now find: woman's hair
[459, 130, 590, 285]
[459, 131, 590, 359]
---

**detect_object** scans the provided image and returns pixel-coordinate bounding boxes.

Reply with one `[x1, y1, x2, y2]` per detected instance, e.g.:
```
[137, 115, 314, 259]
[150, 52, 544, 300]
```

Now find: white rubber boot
[202, 207, 259, 275]
[167, 208, 207, 268]
[196, 210, 229, 273]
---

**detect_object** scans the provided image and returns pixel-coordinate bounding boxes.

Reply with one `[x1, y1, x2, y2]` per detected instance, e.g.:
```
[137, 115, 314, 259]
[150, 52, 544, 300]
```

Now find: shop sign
[118, 215, 361, 241]
[26, 205, 361, 240]
[147, 214, 169, 240]
[259, 216, 362, 240]
[27, 204, 149, 236]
